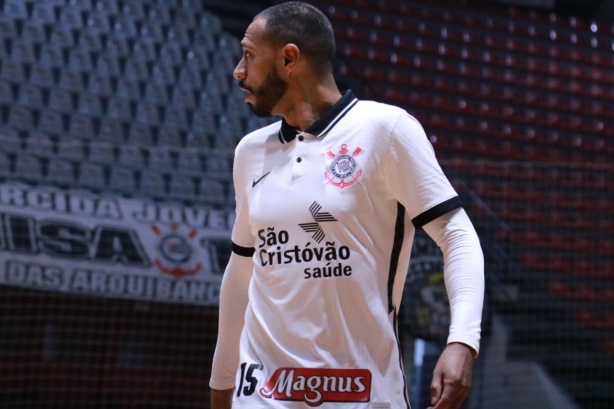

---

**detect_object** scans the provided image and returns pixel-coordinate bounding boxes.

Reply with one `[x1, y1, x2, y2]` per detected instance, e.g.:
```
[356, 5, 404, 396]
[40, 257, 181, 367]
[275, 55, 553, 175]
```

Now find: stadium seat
[109, 167, 137, 195]
[14, 153, 43, 181]
[10, 39, 37, 63]
[144, 83, 170, 105]
[47, 157, 76, 185]
[157, 127, 183, 148]
[167, 26, 191, 47]
[0, 16, 17, 41]
[127, 124, 155, 146]
[168, 173, 197, 202]
[198, 89, 225, 115]
[205, 155, 231, 175]
[139, 20, 166, 44]
[107, 97, 134, 122]
[205, 67, 231, 95]
[199, 12, 222, 33]
[3, 0, 28, 19]
[87, 73, 114, 96]
[59, 7, 84, 29]
[121, 2, 146, 20]
[0, 151, 12, 177]
[124, 57, 151, 81]
[56, 139, 86, 161]
[48, 88, 75, 113]
[49, 26, 76, 48]
[0, 126, 22, 153]
[39, 44, 66, 68]
[176, 150, 202, 175]
[0, 80, 14, 104]
[170, 87, 197, 110]
[98, 118, 126, 143]
[147, 146, 174, 171]
[58, 69, 86, 92]
[88, 141, 115, 165]
[7, 105, 36, 131]
[139, 169, 167, 198]
[184, 131, 210, 149]
[1, 60, 27, 83]
[112, 15, 139, 39]
[95, 54, 122, 77]
[199, 178, 226, 206]
[85, 10, 113, 34]
[163, 107, 190, 130]
[77, 92, 104, 117]
[159, 43, 184, 67]
[78, 30, 104, 53]
[67, 113, 97, 140]
[32, 1, 59, 24]
[186, 44, 211, 70]
[38, 109, 67, 136]
[135, 102, 162, 126]
[29, 65, 56, 88]
[77, 162, 107, 190]
[17, 83, 45, 109]
[67, 48, 95, 72]
[150, 64, 176, 86]
[117, 144, 145, 168]
[23, 21, 48, 44]
[191, 109, 217, 134]
[115, 78, 142, 101]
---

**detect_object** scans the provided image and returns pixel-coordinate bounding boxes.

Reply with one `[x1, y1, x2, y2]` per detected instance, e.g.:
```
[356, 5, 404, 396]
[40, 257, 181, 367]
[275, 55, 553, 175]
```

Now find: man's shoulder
[236, 119, 282, 150]
[354, 99, 407, 119]
[244, 120, 281, 141]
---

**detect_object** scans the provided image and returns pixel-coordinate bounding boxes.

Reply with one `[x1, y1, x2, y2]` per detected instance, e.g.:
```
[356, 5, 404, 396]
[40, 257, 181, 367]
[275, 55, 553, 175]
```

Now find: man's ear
[281, 43, 300, 71]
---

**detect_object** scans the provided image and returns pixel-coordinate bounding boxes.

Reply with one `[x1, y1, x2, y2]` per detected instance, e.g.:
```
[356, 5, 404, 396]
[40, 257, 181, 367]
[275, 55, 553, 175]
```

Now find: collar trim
[278, 90, 358, 144]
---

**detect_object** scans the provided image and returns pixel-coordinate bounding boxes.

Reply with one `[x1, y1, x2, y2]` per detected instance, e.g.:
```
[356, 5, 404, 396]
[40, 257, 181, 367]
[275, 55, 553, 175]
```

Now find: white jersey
[230, 91, 461, 408]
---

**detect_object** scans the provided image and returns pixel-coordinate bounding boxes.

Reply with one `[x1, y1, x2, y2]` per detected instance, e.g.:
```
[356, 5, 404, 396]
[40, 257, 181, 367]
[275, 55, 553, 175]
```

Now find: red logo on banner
[260, 368, 371, 407]
[151, 223, 202, 278]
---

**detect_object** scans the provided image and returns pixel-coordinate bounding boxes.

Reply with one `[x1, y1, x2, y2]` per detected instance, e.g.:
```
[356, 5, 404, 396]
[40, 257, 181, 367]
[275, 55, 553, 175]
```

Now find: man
[210, 2, 484, 409]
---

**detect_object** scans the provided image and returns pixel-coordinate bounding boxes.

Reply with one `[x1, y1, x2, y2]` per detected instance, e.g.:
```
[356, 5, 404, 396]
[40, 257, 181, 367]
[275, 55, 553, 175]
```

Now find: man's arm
[210, 252, 253, 409]
[422, 208, 484, 409]
[211, 388, 234, 409]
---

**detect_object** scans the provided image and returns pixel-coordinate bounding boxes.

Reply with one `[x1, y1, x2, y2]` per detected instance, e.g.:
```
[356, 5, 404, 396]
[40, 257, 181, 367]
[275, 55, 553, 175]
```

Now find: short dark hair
[256, 2, 336, 72]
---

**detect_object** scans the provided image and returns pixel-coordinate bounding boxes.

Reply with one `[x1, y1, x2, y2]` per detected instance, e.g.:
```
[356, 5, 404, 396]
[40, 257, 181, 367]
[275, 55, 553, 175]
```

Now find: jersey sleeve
[384, 112, 461, 227]
[230, 139, 256, 256]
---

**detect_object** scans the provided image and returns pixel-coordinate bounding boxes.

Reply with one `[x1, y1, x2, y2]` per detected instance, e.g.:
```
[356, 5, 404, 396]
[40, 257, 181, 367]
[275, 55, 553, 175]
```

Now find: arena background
[0, 0, 611, 408]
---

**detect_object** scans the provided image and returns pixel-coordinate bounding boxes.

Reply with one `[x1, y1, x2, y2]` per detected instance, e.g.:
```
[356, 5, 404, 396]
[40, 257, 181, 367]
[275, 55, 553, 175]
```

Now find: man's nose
[233, 59, 246, 80]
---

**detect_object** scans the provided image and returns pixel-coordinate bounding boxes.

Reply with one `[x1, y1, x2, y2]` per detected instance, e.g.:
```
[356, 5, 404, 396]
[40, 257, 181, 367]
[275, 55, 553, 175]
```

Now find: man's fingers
[429, 371, 443, 406]
[429, 377, 472, 409]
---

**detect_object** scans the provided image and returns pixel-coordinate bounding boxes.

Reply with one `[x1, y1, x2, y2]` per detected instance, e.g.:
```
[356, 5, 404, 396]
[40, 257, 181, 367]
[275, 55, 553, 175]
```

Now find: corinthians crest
[325, 143, 362, 189]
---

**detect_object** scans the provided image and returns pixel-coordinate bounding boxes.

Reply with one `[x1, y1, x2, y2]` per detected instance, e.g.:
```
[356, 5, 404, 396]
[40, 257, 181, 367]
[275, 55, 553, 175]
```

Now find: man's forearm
[211, 388, 234, 409]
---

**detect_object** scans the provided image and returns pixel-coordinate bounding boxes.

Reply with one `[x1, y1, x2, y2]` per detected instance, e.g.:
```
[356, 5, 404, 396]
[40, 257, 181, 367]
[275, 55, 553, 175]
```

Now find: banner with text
[0, 182, 234, 306]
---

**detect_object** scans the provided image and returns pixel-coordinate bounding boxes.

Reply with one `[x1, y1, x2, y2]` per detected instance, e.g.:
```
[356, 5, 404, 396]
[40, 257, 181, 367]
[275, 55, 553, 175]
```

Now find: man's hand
[427, 343, 475, 409]
[211, 387, 234, 409]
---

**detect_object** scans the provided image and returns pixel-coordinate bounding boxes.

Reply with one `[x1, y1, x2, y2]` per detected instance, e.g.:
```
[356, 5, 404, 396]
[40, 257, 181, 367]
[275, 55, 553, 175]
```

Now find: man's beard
[241, 66, 288, 117]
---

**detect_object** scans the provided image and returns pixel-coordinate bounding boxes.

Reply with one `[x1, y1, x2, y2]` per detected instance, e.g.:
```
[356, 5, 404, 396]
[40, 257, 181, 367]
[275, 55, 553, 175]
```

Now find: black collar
[278, 90, 358, 144]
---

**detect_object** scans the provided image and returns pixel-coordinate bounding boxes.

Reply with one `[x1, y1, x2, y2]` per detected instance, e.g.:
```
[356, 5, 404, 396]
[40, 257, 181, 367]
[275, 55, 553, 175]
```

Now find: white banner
[0, 182, 234, 306]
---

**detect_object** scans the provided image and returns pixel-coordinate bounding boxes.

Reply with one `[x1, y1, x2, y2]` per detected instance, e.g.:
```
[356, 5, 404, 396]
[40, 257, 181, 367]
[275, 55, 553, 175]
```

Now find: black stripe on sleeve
[232, 241, 255, 257]
[411, 196, 463, 229]
[388, 202, 406, 314]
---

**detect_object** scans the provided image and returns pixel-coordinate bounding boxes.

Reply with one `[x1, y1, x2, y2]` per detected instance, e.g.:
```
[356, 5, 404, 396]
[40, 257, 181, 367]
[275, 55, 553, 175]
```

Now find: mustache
[239, 81, 253, 93]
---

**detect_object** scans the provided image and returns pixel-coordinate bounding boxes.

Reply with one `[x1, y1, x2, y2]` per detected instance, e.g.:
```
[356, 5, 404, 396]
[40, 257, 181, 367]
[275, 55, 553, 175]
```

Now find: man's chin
[248, 103, 273, 118]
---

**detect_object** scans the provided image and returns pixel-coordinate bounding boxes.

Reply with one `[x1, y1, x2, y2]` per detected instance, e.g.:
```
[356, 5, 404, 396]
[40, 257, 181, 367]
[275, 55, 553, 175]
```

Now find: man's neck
[280, 82, 342, 131]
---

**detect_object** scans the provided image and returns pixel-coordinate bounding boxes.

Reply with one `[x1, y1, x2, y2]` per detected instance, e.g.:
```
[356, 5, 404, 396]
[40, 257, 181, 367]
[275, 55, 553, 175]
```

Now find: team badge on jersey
[325, 144, 362, 189]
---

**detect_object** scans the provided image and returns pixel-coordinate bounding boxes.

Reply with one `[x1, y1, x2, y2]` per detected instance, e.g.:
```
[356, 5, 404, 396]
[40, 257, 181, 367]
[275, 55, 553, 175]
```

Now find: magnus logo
[260, 368, 371, 407]
[299, 201, 337, 243]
